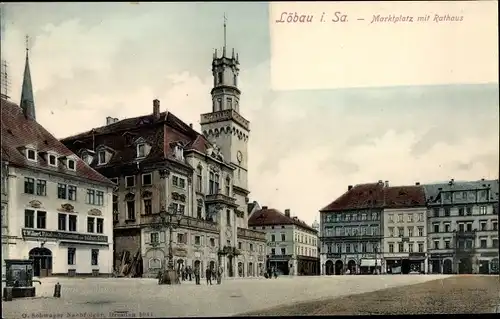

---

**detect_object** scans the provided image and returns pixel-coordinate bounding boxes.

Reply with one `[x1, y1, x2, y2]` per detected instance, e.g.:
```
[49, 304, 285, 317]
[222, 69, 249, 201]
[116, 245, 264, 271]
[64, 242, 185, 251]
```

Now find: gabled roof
[60, 110, 213, 169]
[423, 179, 499, 205]
[1, 98, 112, 185]
[384, 185, 426, 209]
[248, 208, 317, 233]
[320, 183, 385, 212]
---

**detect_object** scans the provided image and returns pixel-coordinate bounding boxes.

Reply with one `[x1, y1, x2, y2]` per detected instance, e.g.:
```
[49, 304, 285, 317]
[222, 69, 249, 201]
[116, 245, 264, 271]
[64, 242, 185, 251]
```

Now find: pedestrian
[182, 266, 186, 281]
[188, 266, 193, 281]
[194, 266, 201, 285]
[217, 265, 223, 284]
[273, 268, 277, 279]
[205, 267, 212, 285]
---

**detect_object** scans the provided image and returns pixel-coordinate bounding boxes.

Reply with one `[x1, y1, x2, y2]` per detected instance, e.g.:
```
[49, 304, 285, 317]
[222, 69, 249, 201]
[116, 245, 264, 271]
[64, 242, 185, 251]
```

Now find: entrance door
[29, 247, 52, 277]
[443, 259, 453, 274]
[479, 260, 489, 274]
[401, 259, 410, 274]
[227, 257, 234, 277]
[334, 260, 343, 275]
[459, 258, 472, 274]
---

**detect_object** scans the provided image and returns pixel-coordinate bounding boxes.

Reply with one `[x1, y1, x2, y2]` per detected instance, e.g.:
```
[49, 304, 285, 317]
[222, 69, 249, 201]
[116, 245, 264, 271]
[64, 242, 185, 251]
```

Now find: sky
[1, 2, 498, 226]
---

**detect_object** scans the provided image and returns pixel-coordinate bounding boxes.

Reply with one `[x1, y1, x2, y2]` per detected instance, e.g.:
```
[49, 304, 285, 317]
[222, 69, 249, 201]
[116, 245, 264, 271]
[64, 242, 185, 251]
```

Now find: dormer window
[97, 150, 106, 165]
[67, 159, 76, 171]
[137, 143, 146, 158]
[48, 154, 57, 167]
[26, 149, 37, 162]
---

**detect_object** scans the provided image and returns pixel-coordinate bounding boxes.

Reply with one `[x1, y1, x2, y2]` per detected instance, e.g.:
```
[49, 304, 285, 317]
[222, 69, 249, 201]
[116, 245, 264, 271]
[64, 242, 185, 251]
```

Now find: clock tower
[200, 17, 250, 213]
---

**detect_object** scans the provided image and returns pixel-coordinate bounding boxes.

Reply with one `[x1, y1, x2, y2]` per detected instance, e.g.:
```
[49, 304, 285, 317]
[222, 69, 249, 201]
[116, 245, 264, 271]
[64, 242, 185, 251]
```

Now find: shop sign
[409, 253, 426, 258]
[480, 252, 499, 257]
[429, 253, 453, 259]
[326, 253, 341, 259]
[22, 229, 107, 243]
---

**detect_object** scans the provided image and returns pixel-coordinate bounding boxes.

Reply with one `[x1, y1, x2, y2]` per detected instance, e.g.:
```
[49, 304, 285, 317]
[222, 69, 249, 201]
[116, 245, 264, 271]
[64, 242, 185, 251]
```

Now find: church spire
[20, 35, 36, 121]
[223, 13, 227, 57]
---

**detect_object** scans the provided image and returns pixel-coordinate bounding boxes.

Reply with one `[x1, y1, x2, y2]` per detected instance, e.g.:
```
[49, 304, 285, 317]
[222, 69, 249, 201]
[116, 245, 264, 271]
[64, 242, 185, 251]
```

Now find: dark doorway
[431, 260, 440, 274]
[443, 259, 453, 274]
[334, 260, 343, 275]
[227, 257, 234, 277]
[325, 260, 334, 275]
[401, 259, 410, 274]
[479, 260, 490, 274]
[347, 260, 356, 274]
[459, 258, 472, 274]
[29, 247, 52, 277]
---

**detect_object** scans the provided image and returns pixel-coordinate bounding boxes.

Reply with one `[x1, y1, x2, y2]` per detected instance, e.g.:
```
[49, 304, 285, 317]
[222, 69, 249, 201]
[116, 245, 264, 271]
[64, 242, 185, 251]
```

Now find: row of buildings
[319, 180, 499, 275]
[2, 38, 269, 278]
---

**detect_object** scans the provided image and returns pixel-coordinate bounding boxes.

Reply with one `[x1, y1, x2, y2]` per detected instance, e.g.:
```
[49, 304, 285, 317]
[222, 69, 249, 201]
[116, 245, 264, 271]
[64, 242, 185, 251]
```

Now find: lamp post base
[159, 269, 180, 285]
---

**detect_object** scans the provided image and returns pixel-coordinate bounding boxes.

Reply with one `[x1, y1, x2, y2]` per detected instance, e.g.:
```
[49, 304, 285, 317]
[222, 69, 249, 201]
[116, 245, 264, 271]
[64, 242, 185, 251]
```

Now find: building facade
[1, 50, 115, 277]
[425, 179, 499, 274]
[249, 207, 320, 276]
[61, 41, 266, 278]
[382, 184, 428, 274]
[320, 182, 384, 275]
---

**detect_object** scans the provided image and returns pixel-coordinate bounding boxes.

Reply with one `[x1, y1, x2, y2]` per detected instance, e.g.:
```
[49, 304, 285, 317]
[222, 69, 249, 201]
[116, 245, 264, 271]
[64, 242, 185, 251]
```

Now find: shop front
[360, 258, 382, 274]
[266, 254, 292, 275]
[429, 253, 454, 274]
[297, 255, 320, 276]
[408, 253, 427, 274]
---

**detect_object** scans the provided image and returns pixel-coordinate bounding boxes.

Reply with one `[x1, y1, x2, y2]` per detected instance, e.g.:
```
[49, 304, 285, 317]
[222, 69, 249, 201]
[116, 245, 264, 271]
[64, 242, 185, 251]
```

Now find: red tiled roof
[248, 208, 317, 233]
[60, 110, 211, 171]
[320, 182, 427, 212]
[1, 98, 112, 185]
[320, 183, 385, 212]
[384, 185, 426, 208]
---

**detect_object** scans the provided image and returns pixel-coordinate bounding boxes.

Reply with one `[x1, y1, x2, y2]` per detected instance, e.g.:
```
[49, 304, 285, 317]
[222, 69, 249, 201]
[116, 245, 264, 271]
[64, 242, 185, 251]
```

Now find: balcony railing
[205, 193, 237, 206]
[237, 227, 266, 241]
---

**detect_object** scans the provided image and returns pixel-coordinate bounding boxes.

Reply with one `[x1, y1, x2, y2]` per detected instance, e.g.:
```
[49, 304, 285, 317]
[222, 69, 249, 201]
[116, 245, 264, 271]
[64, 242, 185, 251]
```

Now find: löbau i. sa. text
[275, 11, 348, 24]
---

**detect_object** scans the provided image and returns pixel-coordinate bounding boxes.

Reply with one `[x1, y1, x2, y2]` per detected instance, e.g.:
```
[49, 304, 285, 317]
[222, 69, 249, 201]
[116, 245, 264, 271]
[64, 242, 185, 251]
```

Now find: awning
[360, 259, 382, 267]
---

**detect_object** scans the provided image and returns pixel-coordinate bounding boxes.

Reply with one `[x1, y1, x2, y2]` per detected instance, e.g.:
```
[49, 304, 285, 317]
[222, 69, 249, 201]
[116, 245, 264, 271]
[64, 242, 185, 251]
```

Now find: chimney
[348, 185, 353, 191]
[284, 209, 290, 217]
[153, 99, 160, 119]
[481, 178, 485, 181]
[378, 180, 383, 184]
[106, 116, 114, 125]
[415, 182, 420, 186]
[262, 206, 268, 210]
[449, 178, 454, 185]
[189, 123, 193, 128]
[384, 180, 389, 187]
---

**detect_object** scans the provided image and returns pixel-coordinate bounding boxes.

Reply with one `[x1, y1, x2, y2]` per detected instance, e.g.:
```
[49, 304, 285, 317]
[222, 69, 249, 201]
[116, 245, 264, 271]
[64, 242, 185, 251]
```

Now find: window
[144, 199, 152, 215]
[217, 72, 223, 84]
[87, 217, 95, 233]
[271, 234, 275, 242]
[458, 207, 465, 216]
[179, 178, 185, 189]
[36, 211, 46, 229]
[196, 166, 202, 192]
[113, 194, 118, 213]
[172, 176, 185, 189]
[96, 218, 103, 233]
[137, 144, 146, 158]
[225, 177, 231, 196]
[433, 240, 439, 249]
[142, 173, 152, 186]
[69, 215, 77, 232]
[281, 247, 286, 255]
[271, 248, 276, 255]
[417, 227, 424, 237]
[445, 240, 451, 249]
[125, 176, 135, 188]
[91, 249, 99, 266]
[150, 232, 159, 244]
[388, 214, 394, 223]
[233, 74, 237, 86]
[466, 223, 472, 232]
[197, 205, 202, 219]
[97, 151, 106, 165]
[493, 239, 499, 248]
[96, 191, 104, 206]
[127, 201, 135, 220]
[281, 234, 286, 241]
[371, 226, 378, 235]
[432, 208, 440, 217]
[177, 233, 186, 244]
[388, 243, 394, 253]
[444, 208, 450, 216]
[493, 221, 498, 231]
[217, 98, 222, 111]
[27, 149, 37, 161]
[398, 227, 404, 237]
[407, 214, 413, 222]
[24, 177, 35, 194]
[466, 206, 472, 215]
[58, 183, 67, 199]
[68, 248, 76, 265]
[209, 172, 220, 194]
[418, 213, 424, 222]
[195, 236, 201, 245]
[226, 209, 231, 226]
[479, 206, 487, 215]
[226, 97, 233, 109]
[418, 243, 424, 252]
[210, 238, 215, 247]
[433, 224, 439, 233]
[408, 242, 414, 253]
[345, 243, 351, 253]
[86, 189, 95, 204]
[388, 227, 395, 237]
[480, 239, 487, 248]
[249, 243, 253, 251]
[398, 242, 404, 252]
[36, 179, 46, 196]
[465, 240, 473, 249]
[444, 223, 451, 233]
[58, 214, 66, 231]
[480, 221, 487, 231]
[24, 209, 35, 228]
[67, 159, 76, 171]
[68, 185, 77, 201]
[407, 227, 414, 237]
[397, 214, 403, 222]
[458, 223, 465, 232]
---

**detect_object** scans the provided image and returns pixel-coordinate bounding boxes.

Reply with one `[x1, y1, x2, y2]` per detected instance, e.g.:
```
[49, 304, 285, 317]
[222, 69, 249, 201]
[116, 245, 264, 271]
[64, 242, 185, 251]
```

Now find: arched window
[196, 166, 202, 192]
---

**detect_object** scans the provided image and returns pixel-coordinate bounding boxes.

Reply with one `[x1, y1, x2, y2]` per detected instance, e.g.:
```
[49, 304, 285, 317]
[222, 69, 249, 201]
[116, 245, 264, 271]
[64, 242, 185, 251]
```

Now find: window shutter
[160, 231, 166, 243]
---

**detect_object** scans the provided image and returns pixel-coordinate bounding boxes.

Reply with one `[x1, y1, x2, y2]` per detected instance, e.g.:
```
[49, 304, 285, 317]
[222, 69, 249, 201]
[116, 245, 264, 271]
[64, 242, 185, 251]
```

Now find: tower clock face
[237, 151, 243, 163]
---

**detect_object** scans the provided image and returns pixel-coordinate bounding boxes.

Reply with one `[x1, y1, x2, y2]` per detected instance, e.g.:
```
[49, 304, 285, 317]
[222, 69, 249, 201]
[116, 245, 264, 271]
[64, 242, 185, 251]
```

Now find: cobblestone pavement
[2, 275, 451, 318]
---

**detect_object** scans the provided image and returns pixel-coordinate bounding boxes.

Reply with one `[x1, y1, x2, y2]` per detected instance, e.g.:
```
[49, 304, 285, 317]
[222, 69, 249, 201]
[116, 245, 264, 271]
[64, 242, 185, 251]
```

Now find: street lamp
[154, 203, 183, 285]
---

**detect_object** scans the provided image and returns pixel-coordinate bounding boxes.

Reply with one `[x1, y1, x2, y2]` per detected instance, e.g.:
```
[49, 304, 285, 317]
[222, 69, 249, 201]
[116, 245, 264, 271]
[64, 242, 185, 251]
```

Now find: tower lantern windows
[217, 72, 223, 85]
[226, 98, 233, 110]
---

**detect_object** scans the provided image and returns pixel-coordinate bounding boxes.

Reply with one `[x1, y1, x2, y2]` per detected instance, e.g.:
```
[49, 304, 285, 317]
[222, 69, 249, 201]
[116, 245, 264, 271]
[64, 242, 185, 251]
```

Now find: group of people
[264, 267, 278, 279]
[176, 264, 224, 285]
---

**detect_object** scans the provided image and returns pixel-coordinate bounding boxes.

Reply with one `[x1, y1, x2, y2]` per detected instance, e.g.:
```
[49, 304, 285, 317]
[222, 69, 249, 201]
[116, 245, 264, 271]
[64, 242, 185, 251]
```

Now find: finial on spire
[25, 35, 30, 53]
[223, 13, 227, 57]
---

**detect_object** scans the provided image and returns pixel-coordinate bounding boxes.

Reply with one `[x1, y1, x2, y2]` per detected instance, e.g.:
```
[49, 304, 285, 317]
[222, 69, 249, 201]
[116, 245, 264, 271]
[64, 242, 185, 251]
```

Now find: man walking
[217, 265, 223, 284]
[194, 266, 201, 285]
[206, 266, 212, 285]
